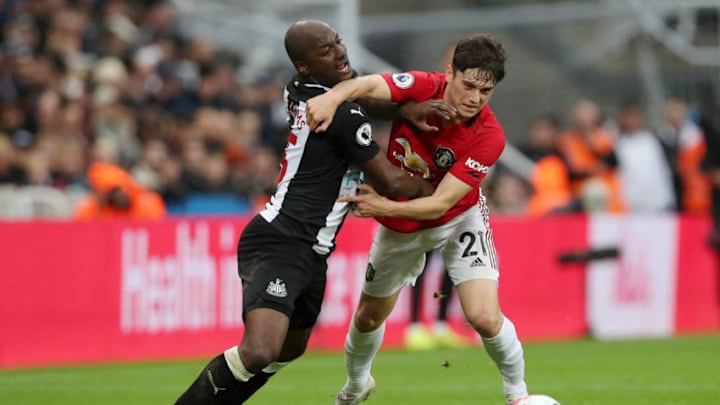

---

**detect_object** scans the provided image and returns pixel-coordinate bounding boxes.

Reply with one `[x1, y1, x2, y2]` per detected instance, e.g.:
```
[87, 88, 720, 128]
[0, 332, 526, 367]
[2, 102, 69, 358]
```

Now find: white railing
[0, 186, 84, 219]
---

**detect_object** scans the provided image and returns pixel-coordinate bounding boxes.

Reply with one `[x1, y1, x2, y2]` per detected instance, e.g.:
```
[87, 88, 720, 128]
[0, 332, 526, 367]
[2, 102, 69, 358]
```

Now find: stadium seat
[166, 193, 251, 215]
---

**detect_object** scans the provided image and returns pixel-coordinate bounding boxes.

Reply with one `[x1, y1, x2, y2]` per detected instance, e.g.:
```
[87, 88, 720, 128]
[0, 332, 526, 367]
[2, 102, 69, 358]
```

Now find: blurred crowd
[0, 0, 718, 247]
[484, 96, 720, 250]
[0, 0, 288, 216]
[486, 97, 719, 217]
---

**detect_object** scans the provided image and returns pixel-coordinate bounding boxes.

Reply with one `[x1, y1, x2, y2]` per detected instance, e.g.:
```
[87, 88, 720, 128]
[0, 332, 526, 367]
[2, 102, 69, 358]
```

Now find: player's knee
[240, 346, 276, 372]
[354, 294, 395, 332]
[466, 310, 503, 338]
[353, 313, 381, 332]
[353, 309, 384, 333]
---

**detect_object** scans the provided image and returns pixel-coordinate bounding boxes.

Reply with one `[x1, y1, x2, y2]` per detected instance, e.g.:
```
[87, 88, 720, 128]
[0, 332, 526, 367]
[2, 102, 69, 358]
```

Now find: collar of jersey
[301, 82, 331, 92]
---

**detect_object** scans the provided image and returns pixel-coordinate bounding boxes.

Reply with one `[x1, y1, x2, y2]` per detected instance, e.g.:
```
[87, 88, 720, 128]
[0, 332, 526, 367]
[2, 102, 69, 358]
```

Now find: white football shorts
[362, 205, 499, 298]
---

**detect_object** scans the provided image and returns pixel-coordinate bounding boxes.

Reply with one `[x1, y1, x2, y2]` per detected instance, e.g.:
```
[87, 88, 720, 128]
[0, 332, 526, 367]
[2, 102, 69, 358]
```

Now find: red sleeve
[448, 108, 506, 188]
[379, 71, 444, 103]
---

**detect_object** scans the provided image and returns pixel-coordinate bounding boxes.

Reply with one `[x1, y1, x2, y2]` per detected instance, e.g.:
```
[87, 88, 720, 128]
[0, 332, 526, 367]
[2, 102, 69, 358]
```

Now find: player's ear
[295, 61, 309, 77]
[444, 64, 454, 81]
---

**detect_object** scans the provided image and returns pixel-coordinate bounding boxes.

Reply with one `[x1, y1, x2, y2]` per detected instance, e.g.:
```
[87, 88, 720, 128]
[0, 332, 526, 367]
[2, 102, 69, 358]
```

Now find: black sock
[437, 270, 453, 322]
[175, 354, 234, 405]
[234, 371, 275, 402]
[174, 354, 275, 405]
[411, 272, 423, 323]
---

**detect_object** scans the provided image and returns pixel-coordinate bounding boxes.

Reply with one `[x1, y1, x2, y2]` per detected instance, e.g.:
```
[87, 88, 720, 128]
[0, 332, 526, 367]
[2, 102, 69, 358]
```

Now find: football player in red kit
[308, 34, 531, 405]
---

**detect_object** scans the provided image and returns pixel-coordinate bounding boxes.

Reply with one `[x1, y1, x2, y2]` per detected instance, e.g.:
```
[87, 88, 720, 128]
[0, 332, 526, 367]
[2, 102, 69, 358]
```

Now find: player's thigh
[237, 219, 321, 325]
[455, 278, 504, 336]
[240, 252, 325, 362]
[242, 307, 291, 358]
[455, 278, 500, 320]
[289, 251, 328, 330]
[277, 327, 314, 362]
[362, 225, 432, 298]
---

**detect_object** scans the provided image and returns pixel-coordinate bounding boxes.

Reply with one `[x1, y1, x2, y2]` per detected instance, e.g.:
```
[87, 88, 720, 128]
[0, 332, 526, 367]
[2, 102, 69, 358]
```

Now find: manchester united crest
[433, 146, 456, 170]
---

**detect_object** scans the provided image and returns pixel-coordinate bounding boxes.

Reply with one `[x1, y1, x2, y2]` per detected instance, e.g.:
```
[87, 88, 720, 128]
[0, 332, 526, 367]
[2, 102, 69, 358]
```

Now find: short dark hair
[452, 34, 506, 84]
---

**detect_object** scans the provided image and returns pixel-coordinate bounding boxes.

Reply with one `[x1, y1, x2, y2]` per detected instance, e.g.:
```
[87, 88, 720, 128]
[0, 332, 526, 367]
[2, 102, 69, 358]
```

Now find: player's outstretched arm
[307, 74, 390, 132]
[359, 99, 458, 132]
[355, 98, 400, 121]
[359, 152, 434, 200]
[339, 173, 471, 220]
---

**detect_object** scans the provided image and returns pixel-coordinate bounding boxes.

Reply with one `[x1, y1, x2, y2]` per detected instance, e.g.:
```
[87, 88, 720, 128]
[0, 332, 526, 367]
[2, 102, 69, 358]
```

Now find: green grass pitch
[1, 334, 718, 404]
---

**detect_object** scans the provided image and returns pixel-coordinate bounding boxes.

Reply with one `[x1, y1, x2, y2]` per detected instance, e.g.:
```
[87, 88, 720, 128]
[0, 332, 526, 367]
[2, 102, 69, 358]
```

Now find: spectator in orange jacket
[521, 116, 573, 216]
[555, 99, 624, 212]
[657, 98, 711, 214]
[74, 162, 166, 220]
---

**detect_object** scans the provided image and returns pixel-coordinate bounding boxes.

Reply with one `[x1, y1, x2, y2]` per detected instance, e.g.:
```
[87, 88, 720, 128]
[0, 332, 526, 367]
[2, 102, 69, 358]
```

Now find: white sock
[481, 317, 528, 397]
[223, 346, 255, 382]
[344, 321, 385, 392]
[262, 361, 290, 374]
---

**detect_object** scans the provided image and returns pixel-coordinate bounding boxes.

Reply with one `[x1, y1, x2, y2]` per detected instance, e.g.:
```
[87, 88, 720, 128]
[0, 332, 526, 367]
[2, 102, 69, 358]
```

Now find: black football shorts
[236, 215, 328, 329]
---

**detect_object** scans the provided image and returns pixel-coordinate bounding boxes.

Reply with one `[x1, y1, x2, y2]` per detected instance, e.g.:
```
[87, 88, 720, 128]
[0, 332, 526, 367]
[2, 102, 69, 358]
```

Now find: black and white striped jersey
[259, 76, 380, 255]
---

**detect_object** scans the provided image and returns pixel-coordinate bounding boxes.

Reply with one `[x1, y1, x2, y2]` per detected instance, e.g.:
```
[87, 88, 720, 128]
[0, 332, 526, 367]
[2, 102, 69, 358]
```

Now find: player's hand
[306, 92, 342, 132]
[337, 184, 390, 217]
[399, 100, 457, 132]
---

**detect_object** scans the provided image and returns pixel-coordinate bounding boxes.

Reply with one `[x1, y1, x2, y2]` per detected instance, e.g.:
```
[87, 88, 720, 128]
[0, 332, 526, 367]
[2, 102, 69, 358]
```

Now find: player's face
[301, 26, 353, 87]
[444, 67, 495, 121]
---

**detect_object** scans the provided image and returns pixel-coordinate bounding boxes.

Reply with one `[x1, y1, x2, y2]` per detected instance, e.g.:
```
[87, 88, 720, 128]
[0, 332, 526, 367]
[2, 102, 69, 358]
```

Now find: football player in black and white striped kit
[174, 20, 435, 405]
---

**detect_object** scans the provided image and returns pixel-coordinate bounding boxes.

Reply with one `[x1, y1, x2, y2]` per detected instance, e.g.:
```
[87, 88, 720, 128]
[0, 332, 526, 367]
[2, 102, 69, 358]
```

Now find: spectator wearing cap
[74, 162, 165, 219]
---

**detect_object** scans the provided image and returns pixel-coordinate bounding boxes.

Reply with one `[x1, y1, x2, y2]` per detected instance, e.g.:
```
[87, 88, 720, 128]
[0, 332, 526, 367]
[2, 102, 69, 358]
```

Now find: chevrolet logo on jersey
[394, 137, 431, 179]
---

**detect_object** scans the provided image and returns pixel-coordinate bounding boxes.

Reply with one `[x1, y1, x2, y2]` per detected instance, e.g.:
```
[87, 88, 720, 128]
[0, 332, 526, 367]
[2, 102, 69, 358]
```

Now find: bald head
[284, 20, 334, 64]
[283, 20, 353, 86]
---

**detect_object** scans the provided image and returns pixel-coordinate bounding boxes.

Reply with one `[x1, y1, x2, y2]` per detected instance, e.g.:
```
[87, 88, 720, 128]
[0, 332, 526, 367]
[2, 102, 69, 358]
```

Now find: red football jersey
[377, 71, 506, 233]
